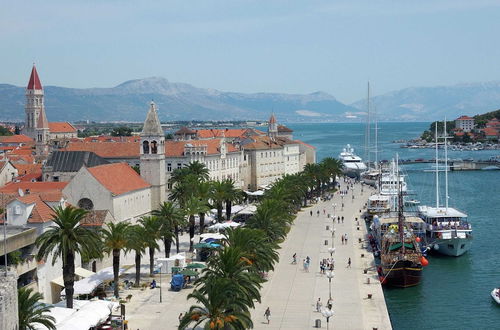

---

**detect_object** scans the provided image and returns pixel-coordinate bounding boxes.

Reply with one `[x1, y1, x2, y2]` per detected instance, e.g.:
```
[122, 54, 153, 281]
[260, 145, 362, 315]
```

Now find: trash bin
[324, 240, 328, 246]
[315, 319, 321, 328]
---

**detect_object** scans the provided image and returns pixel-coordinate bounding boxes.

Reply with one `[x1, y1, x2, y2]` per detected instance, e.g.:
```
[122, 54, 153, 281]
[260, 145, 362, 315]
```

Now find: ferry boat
[418, 120, 473, 257]
[339, 144, 367, 178]
[367, 194, 391, 215]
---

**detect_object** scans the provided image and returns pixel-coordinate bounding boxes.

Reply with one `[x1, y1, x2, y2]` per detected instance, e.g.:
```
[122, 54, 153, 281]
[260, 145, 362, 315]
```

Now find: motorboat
[491, 288, 500, 304]
[339, 144, 367, 178]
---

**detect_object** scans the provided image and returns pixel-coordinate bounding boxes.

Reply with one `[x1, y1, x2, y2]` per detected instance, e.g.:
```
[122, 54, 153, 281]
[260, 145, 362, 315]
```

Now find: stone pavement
[250, 181, 392, 330]
[123, 181, 392, 329]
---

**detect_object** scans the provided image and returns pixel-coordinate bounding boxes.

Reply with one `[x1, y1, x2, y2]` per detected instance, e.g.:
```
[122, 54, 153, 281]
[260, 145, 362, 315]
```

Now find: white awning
[51, 267, 95, 287]
[245, 190, 265, 196]
[61, 266, 125, 296]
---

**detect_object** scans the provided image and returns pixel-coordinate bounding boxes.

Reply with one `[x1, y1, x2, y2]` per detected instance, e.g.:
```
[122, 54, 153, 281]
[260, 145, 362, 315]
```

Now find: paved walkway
[124, 181, 392, 329]
[250, 181, 392, 330]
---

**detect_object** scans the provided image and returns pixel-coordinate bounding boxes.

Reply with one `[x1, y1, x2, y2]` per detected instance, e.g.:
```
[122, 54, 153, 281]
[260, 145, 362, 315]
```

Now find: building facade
[455, 115, 475, 132]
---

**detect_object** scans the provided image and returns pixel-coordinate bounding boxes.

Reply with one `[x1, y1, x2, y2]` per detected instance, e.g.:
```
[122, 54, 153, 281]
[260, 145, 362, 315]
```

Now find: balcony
[12, 255, 37, 276]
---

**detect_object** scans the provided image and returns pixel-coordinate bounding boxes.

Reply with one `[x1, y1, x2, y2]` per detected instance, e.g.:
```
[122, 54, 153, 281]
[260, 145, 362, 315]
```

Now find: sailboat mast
[397, 154, 405, 254]
[435, 122, 440, 208]
[367, 82, 371, 167]
[374, 103, 378, 167]
[444, 119, 449, 210]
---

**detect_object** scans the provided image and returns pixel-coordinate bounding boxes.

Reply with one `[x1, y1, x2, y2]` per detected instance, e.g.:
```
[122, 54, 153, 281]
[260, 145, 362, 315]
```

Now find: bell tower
[35, 106, 50, 158]
[268, 113, 278, 140]
[24, 64, 44, 139]
[140, 102, 166, 210]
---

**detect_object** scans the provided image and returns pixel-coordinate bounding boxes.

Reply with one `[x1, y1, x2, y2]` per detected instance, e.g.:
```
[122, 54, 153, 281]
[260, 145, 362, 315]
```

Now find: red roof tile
[13, 163, 42, 175]
[80, 210, 110, 227]
[5, 154, 35, 164]
[87, 163, 150, 195]
[483, 127, 499, 136]
[456, 115, 474, 120]
[49, 122, 77, 133]
[65, 141, 140, 158]
[0, 135, 34, 144]
[0, 181, 67, 194]
[269, 114, 277, 124]
[277, 125, 293, 133]
[294, 140, 316, 149]
[165, 139, 239, 157]
[83, 136, 140, 143]
[27, 65, 43, 90]
[16, 195, 56, 223]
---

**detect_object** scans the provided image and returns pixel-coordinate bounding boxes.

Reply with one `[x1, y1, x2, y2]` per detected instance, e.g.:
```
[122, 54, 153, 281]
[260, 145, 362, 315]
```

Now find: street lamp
[158, 263, 162, 303]
[326, 271, 334, 300]
[321, 307, 334, 330]
[328, 247, 335, 257]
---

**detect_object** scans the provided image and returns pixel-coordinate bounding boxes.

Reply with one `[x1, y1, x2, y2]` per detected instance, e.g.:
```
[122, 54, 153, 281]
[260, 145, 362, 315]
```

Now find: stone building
[455, 115, 475, 132]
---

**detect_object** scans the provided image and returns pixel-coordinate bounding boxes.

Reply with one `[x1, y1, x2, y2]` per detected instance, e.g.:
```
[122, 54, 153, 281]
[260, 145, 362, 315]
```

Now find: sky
[2, 0, 500, 103]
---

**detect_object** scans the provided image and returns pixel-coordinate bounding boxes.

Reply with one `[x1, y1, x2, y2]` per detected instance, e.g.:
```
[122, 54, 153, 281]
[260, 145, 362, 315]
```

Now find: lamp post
[328, 247, 335, 257]
[158, 263, 162, 303]
[321, 307, 334, 330]
[326, 271, 334, 300]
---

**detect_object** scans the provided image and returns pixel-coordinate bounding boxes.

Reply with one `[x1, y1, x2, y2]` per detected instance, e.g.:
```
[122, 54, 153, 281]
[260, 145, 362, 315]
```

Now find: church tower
[140, 102, 166, 210]
[268, 113, 278, 140]
[24, 65, 45, 139]
[35, 106, 50, 158]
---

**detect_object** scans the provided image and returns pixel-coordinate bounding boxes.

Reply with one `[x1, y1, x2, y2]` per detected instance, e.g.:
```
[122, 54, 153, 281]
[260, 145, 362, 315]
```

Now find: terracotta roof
[87, 163, 150, 195]
[27, 65, 43, 90]
[8, 148, 33, 156]
[65, 141, 140, 159]
[17, 173, 42, 182]
[80, 210, 110, 227]
[196, 129, 248, 139]
[483, 127, 499, 136]
[454, 131, 465, 137]
[15, 194, 56, 223]
[83, 136, 140, 143]
[13, 163, 42, 175]
[456, 115, 474, 120]
[48, 122, 77, 133]
[277, 125, 293, 133]
[0, 135, 34, 144]
[242, 136, 285, 150]
[0, 181, 68, 194]
[174, 127, 197, 135]
[294, 140, 316, 149]
[5, 154, 35, 164]
[165, 139, 239, 157]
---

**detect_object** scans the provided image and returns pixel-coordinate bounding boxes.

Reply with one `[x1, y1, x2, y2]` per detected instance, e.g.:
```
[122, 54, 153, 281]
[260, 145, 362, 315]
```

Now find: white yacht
[339, 144, 367, 178]
[418, 206, 472, 257]
[418, 120, 472, 257]
[379, 160, 407, 196]
[367, 194, 391, 215]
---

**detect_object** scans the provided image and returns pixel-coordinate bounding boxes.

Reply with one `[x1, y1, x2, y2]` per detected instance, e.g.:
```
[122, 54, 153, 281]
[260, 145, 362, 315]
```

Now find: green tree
[153, 202, 185, 255]
[139, 216, 161, 275]
[36, 206, 101, 308]
[101, 222, 131, 298]
[0, 125, 13, 136]
[210, 180, 228, 222]
[18, 287, 56, 330]
[184, 196, 210, 251]
[110, 126, 133, 136]
[222, 179, 243, 221]
[126, 225, 148, 286]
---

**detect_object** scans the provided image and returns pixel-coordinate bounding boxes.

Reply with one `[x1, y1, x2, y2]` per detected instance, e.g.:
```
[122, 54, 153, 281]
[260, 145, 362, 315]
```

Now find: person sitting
[150, 279, 157, 289]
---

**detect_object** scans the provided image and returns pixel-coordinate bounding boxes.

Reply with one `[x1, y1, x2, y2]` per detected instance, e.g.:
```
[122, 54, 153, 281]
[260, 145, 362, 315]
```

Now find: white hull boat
[491, 288, 500, 304]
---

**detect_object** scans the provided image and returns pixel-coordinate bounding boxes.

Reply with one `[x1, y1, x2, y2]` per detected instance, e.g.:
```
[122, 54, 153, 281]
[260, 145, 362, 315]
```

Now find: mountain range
[0, 77, 499, 122]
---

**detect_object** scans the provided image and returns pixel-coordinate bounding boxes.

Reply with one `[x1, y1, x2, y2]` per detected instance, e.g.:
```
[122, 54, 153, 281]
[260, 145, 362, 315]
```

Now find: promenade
[123, 181, 392, 329]
[250, 181, 392, 330]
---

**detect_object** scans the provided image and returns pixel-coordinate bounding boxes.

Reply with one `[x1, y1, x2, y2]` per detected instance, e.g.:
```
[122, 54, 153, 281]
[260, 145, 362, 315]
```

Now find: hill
[0, 77, 355, 122]
[350, 82, 500, 121]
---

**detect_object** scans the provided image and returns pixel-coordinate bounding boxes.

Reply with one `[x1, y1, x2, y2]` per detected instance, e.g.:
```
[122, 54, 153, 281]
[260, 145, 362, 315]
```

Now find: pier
[251, 181, 392, 329]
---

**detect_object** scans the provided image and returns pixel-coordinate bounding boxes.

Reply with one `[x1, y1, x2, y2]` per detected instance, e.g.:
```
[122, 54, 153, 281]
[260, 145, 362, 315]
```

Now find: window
[151, 140, 158, 154]
[142, 141, 150, 154]
[14, 205, 21, 215]
[177, 163, 182, 169]
[78, 198, 94, 210]
[167, 183, 172, 189]
[167, 163, 172, 171]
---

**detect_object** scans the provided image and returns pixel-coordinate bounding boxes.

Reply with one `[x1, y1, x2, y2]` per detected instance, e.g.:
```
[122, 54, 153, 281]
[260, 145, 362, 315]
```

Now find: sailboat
[417, 120, 472, 257]
[362, 82, 381, 187]
[379, 173, 425, 288]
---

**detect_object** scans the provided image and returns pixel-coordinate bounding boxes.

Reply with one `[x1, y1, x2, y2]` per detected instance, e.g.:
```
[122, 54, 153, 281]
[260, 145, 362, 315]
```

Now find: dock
[251, 181, 392, 330]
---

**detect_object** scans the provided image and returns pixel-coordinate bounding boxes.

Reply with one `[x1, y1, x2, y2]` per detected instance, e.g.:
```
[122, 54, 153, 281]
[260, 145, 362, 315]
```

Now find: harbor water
[288, 122, 500, 330]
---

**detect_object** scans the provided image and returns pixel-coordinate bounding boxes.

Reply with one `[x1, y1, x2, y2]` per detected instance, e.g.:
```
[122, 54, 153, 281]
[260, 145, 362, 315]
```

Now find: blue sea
[288, 122, 500, 330]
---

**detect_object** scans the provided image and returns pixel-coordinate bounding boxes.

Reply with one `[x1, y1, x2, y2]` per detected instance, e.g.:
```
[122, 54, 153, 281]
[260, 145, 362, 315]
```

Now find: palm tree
[246, 199, 291, 242]
[126, 225, 148, 286]
[184, 196, 210, 251]
[35, 206, 101, 308]
[18, 287, 56, 330]
[101, 222, 131, 298]
[179, 280, 253, 330]
[223, 228, 279, 273]
[196, 181, 213, 234]
[186, 161, 210, 181]
[222, 179, 243, 221]
[138, 216, 161, 275]
[153, 201, 185, 255]
[210, 180, 228, 221]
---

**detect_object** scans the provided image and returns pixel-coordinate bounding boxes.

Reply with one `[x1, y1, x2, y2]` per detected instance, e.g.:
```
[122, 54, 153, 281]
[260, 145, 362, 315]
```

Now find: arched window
[143, 141, 150, 154]
[151, 140, 158, 154]
[78, 198, 94, 210]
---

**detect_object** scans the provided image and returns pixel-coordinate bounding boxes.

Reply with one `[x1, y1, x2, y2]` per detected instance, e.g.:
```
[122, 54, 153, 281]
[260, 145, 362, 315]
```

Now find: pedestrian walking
[341, 235, 344, 245]
[344, 233, 348, 244]
[310, 210, 313, 216]
[292, 253, 297, 264]
[178, 313, 183, 322]
[323, 209, 326, 215]
[347, 257, 351, 268]
[317, 210, 320, 217]
[316, 298, 322, 312]
[341, 216, 344, 223]
[264, 307, 271, 324]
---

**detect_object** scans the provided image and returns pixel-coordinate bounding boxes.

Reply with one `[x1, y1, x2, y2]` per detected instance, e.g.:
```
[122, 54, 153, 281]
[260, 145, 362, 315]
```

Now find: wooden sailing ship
[379, 181, 424, 288]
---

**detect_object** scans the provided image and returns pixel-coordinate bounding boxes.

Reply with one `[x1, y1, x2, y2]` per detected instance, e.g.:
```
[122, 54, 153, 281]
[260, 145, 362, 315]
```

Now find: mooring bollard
[367, 293, 373, 299]
[326, 225, 329, 230]
[324, 240, 328, 246]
